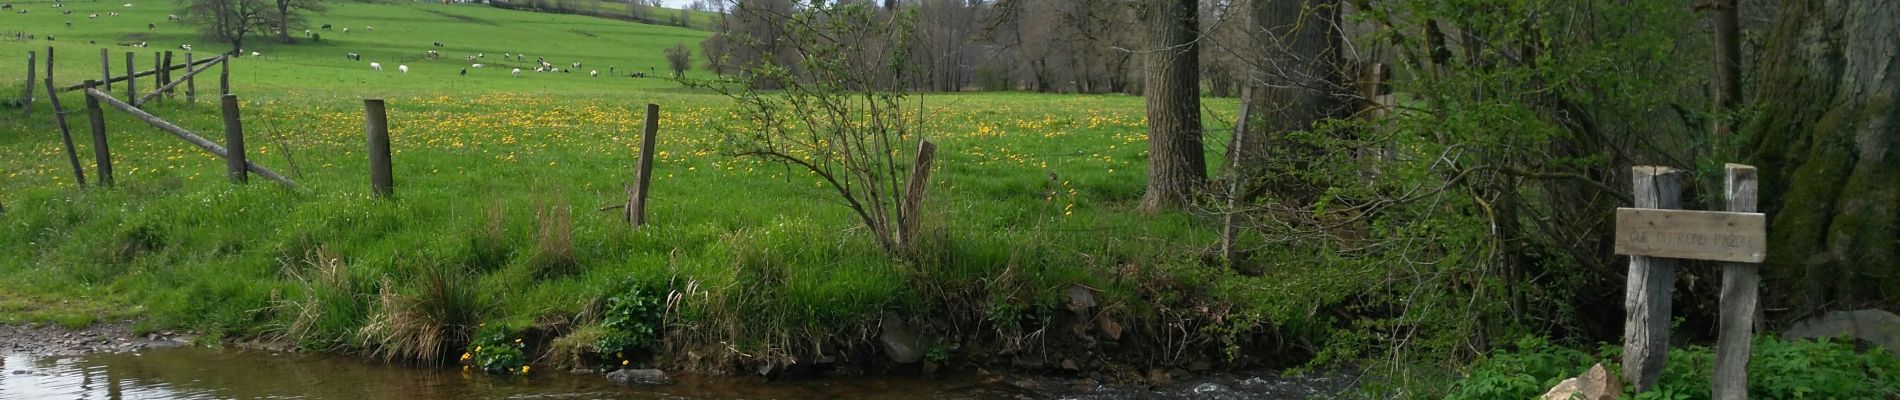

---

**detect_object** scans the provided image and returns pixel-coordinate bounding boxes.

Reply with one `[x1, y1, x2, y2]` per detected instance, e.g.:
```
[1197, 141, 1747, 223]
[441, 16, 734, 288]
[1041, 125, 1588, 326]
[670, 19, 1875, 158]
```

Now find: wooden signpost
[1615, 164, 1764, 400]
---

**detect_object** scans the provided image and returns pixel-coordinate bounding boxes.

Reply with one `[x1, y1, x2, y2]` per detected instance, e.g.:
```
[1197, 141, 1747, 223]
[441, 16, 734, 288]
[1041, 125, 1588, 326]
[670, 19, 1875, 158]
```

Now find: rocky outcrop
[1542, 363, 1618, 400]
[1783, 309, 1900, 357]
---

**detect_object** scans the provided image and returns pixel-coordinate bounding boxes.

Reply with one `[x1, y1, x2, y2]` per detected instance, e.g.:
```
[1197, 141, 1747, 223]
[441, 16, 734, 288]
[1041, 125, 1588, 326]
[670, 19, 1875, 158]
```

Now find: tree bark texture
[1746, 0, 1899, 316]
[1138, 0, 1205, 211]
[1238, 0, 1348, 202]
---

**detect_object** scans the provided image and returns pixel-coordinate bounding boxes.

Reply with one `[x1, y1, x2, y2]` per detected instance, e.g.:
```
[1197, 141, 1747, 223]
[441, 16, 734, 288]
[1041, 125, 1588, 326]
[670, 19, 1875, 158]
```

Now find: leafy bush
[595, 278, 665, 365]
[1444, 336, 1900, 400]
[463, 324, 529, 374]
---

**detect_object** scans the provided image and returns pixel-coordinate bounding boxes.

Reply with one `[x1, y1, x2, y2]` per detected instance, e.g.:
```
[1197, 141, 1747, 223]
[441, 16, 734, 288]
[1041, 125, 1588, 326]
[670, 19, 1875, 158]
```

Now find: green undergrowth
[1431, 336, 1900, 399]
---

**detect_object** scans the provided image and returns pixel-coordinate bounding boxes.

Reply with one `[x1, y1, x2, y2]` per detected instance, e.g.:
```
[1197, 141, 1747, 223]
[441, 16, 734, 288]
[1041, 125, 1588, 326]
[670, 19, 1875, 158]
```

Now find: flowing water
[0, 348, 1355, 399]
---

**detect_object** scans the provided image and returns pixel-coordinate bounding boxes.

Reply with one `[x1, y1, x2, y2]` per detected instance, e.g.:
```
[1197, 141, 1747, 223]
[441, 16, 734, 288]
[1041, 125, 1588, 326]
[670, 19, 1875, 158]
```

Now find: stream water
[0, 348, 1356, 399]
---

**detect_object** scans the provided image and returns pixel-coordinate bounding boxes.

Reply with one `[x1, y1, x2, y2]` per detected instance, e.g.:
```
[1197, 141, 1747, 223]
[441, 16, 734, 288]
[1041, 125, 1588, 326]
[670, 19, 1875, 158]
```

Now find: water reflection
[0, 348, 1005, 399]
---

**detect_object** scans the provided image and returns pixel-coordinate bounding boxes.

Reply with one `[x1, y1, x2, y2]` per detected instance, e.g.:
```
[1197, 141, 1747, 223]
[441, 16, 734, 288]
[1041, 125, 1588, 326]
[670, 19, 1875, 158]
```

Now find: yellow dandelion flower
[520, 366, 531, 373]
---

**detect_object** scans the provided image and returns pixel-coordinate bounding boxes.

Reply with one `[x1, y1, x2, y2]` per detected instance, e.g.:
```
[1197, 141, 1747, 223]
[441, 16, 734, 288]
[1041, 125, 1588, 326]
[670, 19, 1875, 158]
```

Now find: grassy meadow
[0, 0, 1287, 373]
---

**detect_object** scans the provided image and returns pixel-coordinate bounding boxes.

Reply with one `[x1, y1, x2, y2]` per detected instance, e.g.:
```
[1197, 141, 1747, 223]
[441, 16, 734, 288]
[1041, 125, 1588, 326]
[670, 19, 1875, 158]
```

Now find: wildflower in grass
[520, 366, 530, 374]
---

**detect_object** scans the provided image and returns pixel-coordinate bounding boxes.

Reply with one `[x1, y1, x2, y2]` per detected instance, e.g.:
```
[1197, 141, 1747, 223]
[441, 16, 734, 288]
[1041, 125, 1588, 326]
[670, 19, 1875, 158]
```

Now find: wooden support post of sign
[221, 94, 247, 184]
[124, 52, 135, 102]
[1222, 86, 1254, 269]
[44, 51, 89, 187]
[82, 86, 113, 187]
[898, 139, 937, 250]
[1713, 164, 1759, 400]
[184, 53, 196, 104]
[1622, 166, 1681, 392]
[626, 103, 659, 226]
[23, 51, 35, 117]
[101, 48, 112, 91]
[364, 98, 392, 197]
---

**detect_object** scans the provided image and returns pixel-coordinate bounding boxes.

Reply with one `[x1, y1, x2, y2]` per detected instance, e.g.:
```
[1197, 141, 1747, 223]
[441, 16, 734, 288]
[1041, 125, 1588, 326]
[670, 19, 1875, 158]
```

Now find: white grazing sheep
[250, 51, 260, 57]
[342, 27, 350, 34]
[365, 26, 374, 31]
[571, 62, 581, 68]
[370, 62, 382, 72]
[470, 63, 483, 68]
[398, 65, 408, 73]
[167, 14, 179, 21]
[511, 68, 521, 77]
[123, 3, 132, 7]
[590, 70, 598, 77]
[87, 13, 96, 18]
[180, 44, 191, 51]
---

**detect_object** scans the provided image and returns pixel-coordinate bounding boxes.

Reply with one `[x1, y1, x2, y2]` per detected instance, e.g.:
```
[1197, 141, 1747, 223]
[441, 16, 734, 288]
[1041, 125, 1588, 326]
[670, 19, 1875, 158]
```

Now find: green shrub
[596, 278, 665, 365]
[463, 324, 529, 374]
[1444, 336, 1900, 400]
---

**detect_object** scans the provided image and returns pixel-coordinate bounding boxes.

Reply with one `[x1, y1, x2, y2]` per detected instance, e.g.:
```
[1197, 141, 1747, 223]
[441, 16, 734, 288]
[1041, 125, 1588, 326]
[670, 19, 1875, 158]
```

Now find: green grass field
[0, 0, 1269, 373]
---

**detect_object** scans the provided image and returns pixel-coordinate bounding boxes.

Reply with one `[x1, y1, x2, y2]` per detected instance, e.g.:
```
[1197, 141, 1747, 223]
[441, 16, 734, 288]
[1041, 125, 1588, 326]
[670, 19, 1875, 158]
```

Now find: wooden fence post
[219, 57, 230, 95]
[22, 51, 34, 117]
[151, 52, 162, 104]
[222, 94, 248, 184]
[161, 51, 174, 100]
[101, 48, 111, 91]
[626, 104, 660, 226]
[43, 49, 88, 187]
[1623, 166, 1681, 391]
[125, 52, 135, 102]
[83, 87, 113, 187]
[1713, 164, 1759, 400]
[898, 139, 937, 250]
[364, 98, 392, 197]
[185, 53, 196, 104]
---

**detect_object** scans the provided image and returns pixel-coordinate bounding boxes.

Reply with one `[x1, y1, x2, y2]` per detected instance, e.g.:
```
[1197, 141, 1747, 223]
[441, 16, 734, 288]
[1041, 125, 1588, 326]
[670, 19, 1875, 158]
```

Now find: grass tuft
[358, 259, 485, 365]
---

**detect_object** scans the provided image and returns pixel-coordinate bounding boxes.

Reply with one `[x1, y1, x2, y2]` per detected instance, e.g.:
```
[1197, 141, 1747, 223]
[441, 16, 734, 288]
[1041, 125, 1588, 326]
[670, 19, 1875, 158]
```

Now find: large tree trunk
[1138, 0, 1205, 211]
[1746, 0, 1899, 317]
[275, 0, 290, 43]
[1234, 0, 1347, 202]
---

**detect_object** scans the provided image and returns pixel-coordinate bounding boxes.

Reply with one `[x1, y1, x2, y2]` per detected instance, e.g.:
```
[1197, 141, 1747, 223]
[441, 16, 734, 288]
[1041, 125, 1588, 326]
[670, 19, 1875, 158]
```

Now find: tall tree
[664, 43, 692, 78]
[1747, 0, 1900, 317]
[181, 0, 272, 55]
[1234, 0, 1346, 201]
[1138, 0, 1205, 210]
[271, 0, 324, 44]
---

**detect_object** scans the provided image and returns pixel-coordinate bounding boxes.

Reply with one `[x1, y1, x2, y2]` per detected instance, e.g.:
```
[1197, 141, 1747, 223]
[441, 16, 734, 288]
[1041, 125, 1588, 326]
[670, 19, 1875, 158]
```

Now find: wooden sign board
[1615, 208, 1766, 263]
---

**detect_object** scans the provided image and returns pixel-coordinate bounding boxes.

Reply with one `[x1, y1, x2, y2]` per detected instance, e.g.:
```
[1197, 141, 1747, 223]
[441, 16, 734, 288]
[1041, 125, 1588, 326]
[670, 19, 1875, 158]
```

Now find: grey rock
[606, 368, 671, 385]
[1066, 284, 1096, 313]
[1783, 309, 1900, 357]
[879, 311, 925, 364]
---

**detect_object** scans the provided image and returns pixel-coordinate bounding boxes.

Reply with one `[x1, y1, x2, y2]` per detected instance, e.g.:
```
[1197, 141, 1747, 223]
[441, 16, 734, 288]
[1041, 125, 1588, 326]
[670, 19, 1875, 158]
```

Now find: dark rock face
[606, 368, 672, 385]
[879, 311, 925, 364]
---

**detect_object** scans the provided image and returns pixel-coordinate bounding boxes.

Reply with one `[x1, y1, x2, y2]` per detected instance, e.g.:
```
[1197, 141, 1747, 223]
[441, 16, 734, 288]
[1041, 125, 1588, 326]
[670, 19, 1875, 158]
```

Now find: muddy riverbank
[0, 323, 1362, 399]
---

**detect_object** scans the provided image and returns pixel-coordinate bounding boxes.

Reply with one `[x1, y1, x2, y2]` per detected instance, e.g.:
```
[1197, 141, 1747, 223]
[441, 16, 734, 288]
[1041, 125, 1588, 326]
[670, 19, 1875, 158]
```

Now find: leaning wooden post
[184, 53, 196, 104]
[221, 94, 248, 184]
[898, 139, 937, 250]
[43, 50, 89, 187]
[364, 98, 393, 197]
[22, 51, 35, 117]
[626, 103, 659, 226]
[1713, 164, 1759, 400]
[82, 88, 113, 187]
[1622, 166, 1681, 392]
[1222, 86, 1254, 269]
[100, 48, 112, 91]
[124, 52, 136, 103]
